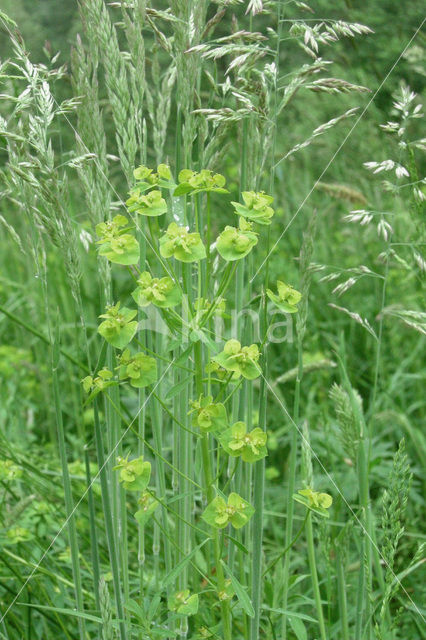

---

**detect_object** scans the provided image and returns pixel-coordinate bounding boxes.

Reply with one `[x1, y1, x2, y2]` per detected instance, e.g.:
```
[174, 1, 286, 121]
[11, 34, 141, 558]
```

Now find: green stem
[305, 513, 327, 640]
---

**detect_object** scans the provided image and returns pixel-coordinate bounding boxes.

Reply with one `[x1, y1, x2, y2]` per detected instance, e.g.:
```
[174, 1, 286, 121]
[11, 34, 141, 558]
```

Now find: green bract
[213, 339, 261, 380]
[117, 349, 157, 388]
[267, 280, 302, 313]
[218, 421, 267, 463]
[232, 191, 275, 225]
[131, 271, 181, 308]
[159, 222, 206, 263]
[113, 455, 151, 491]
[0, 460, 23, 481]
[96, 215, 139, 265]
[133, 163, 174, 193]
[81, 368, 115, 402]
[126, 188, 167, 217]
[168, 590, 199, 616]
[174, 169, 228, 196]
[216, 217, 258, 261]
[6, 527, 32, 544]
[98, 302, 138, 349]
[189, 395, 228, 433]
[202, 492, 254, 530]
[134, 491, 159, 527]
[293, 488, 333, 518]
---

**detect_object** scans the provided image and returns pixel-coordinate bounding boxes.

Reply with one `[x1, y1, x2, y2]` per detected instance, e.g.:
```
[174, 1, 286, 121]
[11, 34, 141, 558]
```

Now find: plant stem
[305, 513, 327, 640]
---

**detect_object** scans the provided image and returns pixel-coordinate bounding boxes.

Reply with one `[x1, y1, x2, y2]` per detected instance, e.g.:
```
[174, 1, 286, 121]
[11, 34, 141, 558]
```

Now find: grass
[0, 2, 425, 640]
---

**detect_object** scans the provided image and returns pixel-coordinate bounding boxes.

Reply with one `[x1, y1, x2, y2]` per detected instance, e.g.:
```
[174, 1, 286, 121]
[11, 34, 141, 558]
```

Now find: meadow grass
[0, 2, 424, 640]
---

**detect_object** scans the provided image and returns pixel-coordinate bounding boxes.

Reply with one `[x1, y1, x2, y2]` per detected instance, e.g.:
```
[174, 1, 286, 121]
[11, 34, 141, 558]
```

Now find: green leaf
[221, 562, 254, 618]
[162, 539, 210, 589]
[17, 604, 103, 624]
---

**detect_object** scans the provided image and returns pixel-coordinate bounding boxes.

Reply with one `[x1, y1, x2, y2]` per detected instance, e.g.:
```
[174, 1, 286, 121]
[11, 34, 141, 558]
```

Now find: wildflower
[216, 217, 258, 261]
[6, 527, 32, 544]
[126, 188, 167, 217]
[117, 350, 157, 388]
[132, 163, 174, 192]
[168, 590, 199, 616]
[159, 222, 206, 263]
[0, 460, 23, 481]
[134, 491, 159, 527]
[205, 360, 240, 382]
[81, 368, 115, 399]
[218, 579, 234, 602]
[189, 395, 228, 433]
[202, 492, 255, 529]
[232, 190, 275, 225]
[213, 339, 261, 380]
[293, 487, 333, 517]
[131, 271, 181, 308]
[98, 302, 138, 349]
[219, 421, 267, 463]
[267, 280, 302, 313]
[96, 214, 139, 265]
[174, 169, 228, 196]
[113, 455, 151, 492]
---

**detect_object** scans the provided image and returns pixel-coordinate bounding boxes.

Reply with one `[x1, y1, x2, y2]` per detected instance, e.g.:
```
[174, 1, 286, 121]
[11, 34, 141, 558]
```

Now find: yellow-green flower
[267, 281, 301, 313]
[126, 188, 167, 217]
[213, 339, 261, 380]
[189, 395, 228, 433]
[202, 492, 255, 529]
[232, 191, 275, 225]
[117, 349, 157, 388]
[159, 222, 206, 263]
[168, 590, 199, 616]
[216, 217, 258, 261]
[131, 271, 181, 308]
[96, 215, 139, 265]
[98, 302, 138, 349]
[218, 421, 267, 463]
[113, 455, 151, 492]
[174, 169, 228, 196]
[293, 487, 333, 517]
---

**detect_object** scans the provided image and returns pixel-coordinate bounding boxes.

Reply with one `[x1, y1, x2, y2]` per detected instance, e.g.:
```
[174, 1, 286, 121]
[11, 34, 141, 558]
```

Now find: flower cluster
[132, 271, 181, 308]
[0, 460, 23, 481]
[168, 590, 199, 616]
[96, 215, 139, 265]
[216, 217, 258, 261]
[294, 487, 333, 518]
[117, 349, 157, 388]
[126, 188, 167, 217]
[113, 455, 151, 492]
[267, 280, 302, 313]
[98, 302, 138, 349]
[174, 169, 227, 196]
[160, 222, 206, 263]
[214, 339, 261, 380]
[189, 395, 228, 433]
[133, 163, 173, 191]
[81, 368, 115, 399]
[232, 191, 275, 225]
[134, 491, 159, 527]
[219, 421, 268, 463]
[202, 492, 255, 529]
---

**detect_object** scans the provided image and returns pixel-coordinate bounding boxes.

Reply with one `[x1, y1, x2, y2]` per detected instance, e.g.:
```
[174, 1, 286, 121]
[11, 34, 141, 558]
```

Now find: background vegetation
[0, 1, 424, 639]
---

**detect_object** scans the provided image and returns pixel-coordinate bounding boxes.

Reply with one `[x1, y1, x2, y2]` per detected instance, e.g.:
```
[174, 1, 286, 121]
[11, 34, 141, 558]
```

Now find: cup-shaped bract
[267, 280, 302, 313]
[216, 219, 258, 261]
[189, 395, 228, 433]
[98, 302, 138, 349]
[114, 455, 151, 492]
[126, 188, 167, 217]
[213, 339, 261, 380]
[159, 222, 206, 263]
[96, 215, 139, 265]
[117, 349, 157, 388]
[168, 590, 199, 616]
[218, 421, 268, 463]
[174, 168, 228, 196]
[232, 190, 275, 225]
[134, 491, 159, 527]
[132, 271, 181, 308]
[202, 492, 255, 529]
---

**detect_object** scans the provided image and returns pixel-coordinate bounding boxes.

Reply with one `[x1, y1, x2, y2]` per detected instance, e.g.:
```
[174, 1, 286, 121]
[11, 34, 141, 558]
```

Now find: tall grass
[0, 3, 425, 640]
